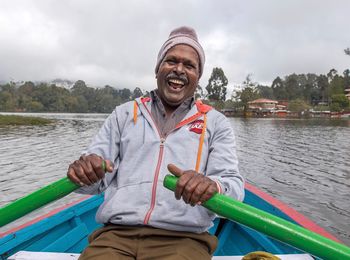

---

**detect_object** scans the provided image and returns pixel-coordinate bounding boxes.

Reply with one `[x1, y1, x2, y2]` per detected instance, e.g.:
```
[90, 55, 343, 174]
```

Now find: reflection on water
[0, 113, 349, 245]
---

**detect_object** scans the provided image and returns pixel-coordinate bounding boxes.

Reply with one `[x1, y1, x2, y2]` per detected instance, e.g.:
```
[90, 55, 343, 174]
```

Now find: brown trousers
[79, 224, 218, 260]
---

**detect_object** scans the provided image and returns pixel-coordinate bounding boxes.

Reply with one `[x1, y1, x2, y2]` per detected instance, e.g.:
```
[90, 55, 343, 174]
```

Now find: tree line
[0, 80, 144, 113]
[201, 68, 350, 112]
[1, 67, 349, 113]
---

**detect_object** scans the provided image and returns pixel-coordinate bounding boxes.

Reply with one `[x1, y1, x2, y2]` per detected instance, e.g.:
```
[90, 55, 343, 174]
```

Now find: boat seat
[8, 251, 314, 259]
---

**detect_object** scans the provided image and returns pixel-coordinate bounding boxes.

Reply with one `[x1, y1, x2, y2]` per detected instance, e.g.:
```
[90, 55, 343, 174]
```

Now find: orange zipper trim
[133, 101, 138, 124]
[195, 113, 207, 172]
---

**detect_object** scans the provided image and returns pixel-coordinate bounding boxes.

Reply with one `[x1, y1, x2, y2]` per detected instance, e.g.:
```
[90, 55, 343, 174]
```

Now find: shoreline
[0, 114, 54, 126]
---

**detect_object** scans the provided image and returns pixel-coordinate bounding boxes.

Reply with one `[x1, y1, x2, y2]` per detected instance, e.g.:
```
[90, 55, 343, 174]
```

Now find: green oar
[163, 175, 350, 260]
[0, 161, 108, 227]
[0, 177, 79, 227]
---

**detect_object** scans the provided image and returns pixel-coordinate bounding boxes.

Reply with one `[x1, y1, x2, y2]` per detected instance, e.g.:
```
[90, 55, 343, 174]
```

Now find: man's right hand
[67, 154, 114, 186]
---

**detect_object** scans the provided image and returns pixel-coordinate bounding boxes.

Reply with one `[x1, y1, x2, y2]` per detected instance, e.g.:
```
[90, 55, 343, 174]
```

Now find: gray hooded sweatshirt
[78, 97, 244, 233]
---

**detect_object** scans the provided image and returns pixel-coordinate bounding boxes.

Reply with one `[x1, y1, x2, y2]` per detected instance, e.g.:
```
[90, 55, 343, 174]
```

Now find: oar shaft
[163, 175, 350, 260]
[0, 177, 79, 227]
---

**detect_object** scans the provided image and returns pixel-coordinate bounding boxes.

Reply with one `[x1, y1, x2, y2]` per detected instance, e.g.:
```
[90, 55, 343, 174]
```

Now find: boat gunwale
[245, 183, 341, 243]
[0, 195, 91, 238]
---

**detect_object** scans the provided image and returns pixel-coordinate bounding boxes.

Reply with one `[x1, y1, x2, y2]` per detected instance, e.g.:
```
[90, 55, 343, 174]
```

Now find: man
[67, 26, 244, 260]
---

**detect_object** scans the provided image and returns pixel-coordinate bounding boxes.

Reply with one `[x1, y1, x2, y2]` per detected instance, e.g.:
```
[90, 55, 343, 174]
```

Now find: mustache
[166, 73, 188, 85]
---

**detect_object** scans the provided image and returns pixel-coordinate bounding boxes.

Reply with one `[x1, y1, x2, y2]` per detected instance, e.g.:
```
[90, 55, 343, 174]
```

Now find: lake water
[0, 113, 349, 246]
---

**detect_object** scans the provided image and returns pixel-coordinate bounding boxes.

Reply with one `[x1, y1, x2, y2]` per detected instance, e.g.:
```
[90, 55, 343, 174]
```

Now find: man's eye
[166, 60, 176, 64]
[186, 64, 196, 69]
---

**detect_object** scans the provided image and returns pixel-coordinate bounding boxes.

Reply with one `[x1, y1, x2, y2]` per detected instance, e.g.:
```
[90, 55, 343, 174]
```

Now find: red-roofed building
[246, 98, 288, 117]
[248, 98, 278, 110]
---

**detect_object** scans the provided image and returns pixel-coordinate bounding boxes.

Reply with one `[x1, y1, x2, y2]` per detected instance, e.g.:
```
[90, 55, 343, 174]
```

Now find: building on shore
[345, 88, 350, 101]
[246, 98, 287, 117]
[220, 96, 350, 118]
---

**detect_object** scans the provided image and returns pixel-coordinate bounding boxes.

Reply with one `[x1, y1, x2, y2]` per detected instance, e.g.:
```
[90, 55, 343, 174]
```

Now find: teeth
[169, 79, 184, 85]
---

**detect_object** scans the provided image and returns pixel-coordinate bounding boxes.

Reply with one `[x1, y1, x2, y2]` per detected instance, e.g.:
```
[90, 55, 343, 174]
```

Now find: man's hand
[67, 154, 114, 186]
[167, 164, 218, 206]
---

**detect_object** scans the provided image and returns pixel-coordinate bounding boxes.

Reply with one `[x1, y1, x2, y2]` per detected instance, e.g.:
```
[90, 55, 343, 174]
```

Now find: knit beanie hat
[155, 26, 205, 78]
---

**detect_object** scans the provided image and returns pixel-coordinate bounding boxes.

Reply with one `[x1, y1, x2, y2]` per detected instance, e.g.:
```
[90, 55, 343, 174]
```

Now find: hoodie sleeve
[76, 108, 121, 195]
[206, 113, 245, 201]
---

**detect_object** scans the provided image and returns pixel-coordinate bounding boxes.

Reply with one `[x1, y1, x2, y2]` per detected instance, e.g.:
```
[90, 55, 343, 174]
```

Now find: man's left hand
[167, 164, 218, 206]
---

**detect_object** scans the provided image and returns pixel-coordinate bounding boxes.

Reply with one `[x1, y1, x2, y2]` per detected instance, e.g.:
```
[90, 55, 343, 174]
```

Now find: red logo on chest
[188, 120, 204, 134]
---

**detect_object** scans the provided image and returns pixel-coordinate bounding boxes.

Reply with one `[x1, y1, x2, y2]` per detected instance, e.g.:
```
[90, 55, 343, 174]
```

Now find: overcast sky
[0, 0, 349, 93]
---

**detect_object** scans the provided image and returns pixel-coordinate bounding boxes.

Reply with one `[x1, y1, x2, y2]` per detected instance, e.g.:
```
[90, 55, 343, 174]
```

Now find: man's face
[156, 44, 200, 108]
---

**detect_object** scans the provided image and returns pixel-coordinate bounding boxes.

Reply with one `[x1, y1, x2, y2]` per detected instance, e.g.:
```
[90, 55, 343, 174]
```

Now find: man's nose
[174, 63, 185, 74]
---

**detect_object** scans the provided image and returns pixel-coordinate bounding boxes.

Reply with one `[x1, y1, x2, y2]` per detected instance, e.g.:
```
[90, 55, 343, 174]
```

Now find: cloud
[0, 0, 349, 90]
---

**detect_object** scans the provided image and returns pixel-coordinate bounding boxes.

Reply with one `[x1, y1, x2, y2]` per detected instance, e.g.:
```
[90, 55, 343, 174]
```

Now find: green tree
[331, 94, 349, 110]
[132, 87, 143, 99]
[288, 99, 310, 112]
[271, 76, 287, 100]
[72, 80, 87, 91]
[303, 73, 318, 104]
[316, 75, 330, 103]
[195, 85, 205, 100]
[206, 67, 228, 102]
[75, 96, 88, 112]
[71, 80, 95, 111]
[343, 69, 350, 88]
[233, 75, 261, 111]
[238, 88, 260, 108]
[327, 69, 337, 82]
[330, 103, 341, 112]
[119, 88, 132, 102]
[29, 101, 44, 112]
[18, 81, 35, 96]
[256, 84, 273, 99]
[329, 75, 345, 96]
[90, 86, 119, 113]
[285, 74, 301, 100]
[0, 91, 15, 111]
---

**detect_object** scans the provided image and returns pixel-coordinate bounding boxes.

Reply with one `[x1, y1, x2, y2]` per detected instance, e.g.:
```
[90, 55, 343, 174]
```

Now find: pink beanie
[155, 26, 205, 78]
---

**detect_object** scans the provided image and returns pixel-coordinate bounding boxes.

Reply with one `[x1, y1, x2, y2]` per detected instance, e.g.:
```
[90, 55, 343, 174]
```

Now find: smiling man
[67, 26, 244, 260]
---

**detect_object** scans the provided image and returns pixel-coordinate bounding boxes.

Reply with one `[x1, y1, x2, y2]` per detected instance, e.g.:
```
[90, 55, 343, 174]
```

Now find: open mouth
[167, 78, 185, 91]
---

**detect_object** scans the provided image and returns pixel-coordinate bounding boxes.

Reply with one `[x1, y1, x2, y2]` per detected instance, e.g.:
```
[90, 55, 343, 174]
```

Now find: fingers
[68, 158, 94, 186]
[79, 155, 99, 183]
[104, 160, 114, 172]
[175, 171, 193, 200]
[181, 174, 217, 206]
[67, 167, 84, 187]
[67, 154, 113, 186]
[167, 164, 184, 177]
[170, 165, 218, 206]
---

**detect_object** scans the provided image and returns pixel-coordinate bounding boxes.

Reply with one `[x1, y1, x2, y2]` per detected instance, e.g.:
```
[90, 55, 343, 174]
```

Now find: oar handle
[0, 177, 79, 227]
[0, 161, 107, 227]
[163, 175, 350, 260]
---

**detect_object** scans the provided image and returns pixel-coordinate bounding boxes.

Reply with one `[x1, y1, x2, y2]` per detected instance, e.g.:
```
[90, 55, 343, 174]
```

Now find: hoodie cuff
[214, 180, 222, 194]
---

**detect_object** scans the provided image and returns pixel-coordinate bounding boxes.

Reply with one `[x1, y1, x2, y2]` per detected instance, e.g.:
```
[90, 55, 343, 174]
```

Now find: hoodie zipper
[142, 102, 164, 224]
[141, 101, 204, 224]
[143, 137, 165, 224]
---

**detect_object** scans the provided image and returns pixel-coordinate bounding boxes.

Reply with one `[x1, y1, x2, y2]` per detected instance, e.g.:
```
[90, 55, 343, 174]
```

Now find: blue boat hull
[0, 185, 337, 259]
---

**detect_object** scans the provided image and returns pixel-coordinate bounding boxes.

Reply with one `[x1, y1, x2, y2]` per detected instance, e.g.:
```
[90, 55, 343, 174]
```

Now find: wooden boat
[0, 176, 349, 260]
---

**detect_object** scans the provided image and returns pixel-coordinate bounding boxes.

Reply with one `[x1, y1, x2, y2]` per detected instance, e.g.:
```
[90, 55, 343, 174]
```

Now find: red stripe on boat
[0, 195, 91, 238]
[245, 182, 341, 243]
